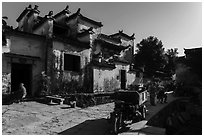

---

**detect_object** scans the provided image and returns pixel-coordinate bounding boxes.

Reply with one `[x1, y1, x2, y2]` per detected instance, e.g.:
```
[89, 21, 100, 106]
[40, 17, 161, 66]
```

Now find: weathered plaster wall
[93, 67, 120, 92]
[53, 40, 91, 85]
[2, 34, 46, 96]
[2, 56, 11, 94]
[10, 35, 45, 57]
[116, 63, 139, 88]
[126, 71, 137, 87]
[93, 63, 139, 93]
[53, 40, 91, 69]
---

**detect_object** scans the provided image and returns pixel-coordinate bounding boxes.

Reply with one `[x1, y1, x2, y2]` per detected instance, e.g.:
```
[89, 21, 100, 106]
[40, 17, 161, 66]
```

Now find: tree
[164, 48, 178, 75]
[166, 48, 178, 57]
[134, 36, 167, 77]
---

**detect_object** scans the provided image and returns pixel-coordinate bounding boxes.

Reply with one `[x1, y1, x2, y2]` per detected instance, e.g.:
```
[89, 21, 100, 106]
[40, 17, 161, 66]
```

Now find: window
[136, 71, 140, 77]
[64, 54, 80, 72]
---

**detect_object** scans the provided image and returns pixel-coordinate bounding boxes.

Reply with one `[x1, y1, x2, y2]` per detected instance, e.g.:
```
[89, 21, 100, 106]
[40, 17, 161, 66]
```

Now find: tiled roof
[98, 33, 121, 45]
[53, 21, 69, 30]
[95, 39, 128, 51]
[16, 5, 40, 22]
[184, 47, 202, 54]
[16, 5, 32, 22]
[110, 30, 135, 40]
[32, 12, 54, 31]
[66, 8, 103, 28]
[80, 14, 103, 27]
[65, 8, 80, 22]
[53, 5, 71, 19]
[32, 16, 47, 31]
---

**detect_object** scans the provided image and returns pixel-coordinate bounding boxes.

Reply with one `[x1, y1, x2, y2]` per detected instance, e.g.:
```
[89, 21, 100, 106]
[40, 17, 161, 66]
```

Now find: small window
[136, 72, 140, 77]
[64, 54, 80, 72]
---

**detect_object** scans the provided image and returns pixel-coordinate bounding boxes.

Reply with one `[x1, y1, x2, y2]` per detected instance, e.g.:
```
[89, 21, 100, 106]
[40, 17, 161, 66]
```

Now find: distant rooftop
[110, 30, 135, 40]
[98, 33, 121, 45]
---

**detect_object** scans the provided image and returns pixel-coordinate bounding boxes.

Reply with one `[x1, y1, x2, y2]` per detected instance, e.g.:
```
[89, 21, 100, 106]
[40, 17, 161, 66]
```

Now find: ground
[2, 101, 114, 135]
[3, 94, 198, 135]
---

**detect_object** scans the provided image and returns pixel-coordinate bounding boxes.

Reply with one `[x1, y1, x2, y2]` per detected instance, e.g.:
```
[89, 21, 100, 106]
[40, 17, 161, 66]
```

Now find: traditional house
[2, 5, 49, 96]
[175, 47, 202, 85]
[2, 4, 143, 97]
[2, 25, 46, 96]
[91, 31, 143, 92]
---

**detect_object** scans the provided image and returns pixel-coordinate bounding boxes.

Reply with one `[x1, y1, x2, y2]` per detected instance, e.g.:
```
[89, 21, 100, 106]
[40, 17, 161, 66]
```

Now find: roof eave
[16, 9, 29, 22]
[79, 14, 103, 28]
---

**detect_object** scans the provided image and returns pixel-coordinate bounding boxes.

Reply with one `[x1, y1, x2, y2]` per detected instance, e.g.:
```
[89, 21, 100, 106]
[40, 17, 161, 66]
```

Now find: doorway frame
[120, 69, 126, 90]
[11, 63, 32, 96]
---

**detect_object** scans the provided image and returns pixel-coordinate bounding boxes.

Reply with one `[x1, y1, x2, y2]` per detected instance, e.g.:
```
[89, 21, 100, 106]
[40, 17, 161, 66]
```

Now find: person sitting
[17, 83, 27, 102]
[158, 84, 165, 103]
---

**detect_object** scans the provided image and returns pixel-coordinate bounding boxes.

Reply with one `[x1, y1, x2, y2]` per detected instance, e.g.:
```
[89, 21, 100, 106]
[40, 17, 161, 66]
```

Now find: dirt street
[2, 101, 114, 135]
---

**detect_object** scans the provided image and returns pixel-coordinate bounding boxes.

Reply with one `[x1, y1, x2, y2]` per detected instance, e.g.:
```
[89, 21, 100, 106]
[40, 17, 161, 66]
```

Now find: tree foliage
[166, 48, 178, 58]
[164, 48, 179, 75]
[134, 36, 167, 77]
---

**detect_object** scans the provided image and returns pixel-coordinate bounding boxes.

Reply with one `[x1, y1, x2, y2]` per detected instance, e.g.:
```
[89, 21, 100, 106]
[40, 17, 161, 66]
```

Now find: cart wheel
[113, 116, 120, 134]
[142, 106, 147, 119]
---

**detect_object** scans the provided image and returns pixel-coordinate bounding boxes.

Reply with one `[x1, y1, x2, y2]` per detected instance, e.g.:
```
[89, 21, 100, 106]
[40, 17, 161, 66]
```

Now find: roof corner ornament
[64, 5, 71, 14]
[34, 5, 38, 10]
[28, 4, 32, 9]
[119, 30, 123, 33]
[45, 11, 54, 19]
[65, 5, 69, 10]
[33, 5, 40, 14]
[48, 11, 53, 16]
[131, 33, 135, 38]
[76, 8, 81, 15]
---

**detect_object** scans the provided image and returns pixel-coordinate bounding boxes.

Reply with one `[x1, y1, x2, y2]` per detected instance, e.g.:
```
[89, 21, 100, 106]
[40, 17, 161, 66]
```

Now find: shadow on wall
[58, 118, 111, 135]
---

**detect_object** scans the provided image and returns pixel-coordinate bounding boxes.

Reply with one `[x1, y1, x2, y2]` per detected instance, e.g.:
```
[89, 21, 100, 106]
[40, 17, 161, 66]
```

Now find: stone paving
[2, 101, 114, 135]
[2, 93, 179, 135]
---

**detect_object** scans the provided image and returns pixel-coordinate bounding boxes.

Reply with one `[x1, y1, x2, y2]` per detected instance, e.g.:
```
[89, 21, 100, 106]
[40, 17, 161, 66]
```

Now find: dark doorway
[11, 63, 32, 96]
[120, 70, 126, 90]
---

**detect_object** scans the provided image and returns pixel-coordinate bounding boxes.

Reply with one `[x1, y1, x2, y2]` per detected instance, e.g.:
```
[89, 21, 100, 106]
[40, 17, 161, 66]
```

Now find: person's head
[20, 83, 24, 87]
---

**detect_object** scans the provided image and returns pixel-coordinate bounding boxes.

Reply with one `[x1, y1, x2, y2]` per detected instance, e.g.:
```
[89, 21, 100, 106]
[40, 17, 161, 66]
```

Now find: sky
[2, 2, 202, 56]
